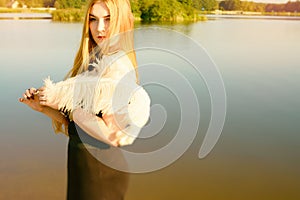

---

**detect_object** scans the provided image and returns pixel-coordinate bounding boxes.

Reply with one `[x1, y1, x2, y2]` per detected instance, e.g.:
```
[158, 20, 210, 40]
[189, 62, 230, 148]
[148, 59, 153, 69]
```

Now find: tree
[54, 0, 85, 9]
[140, 0, 183, 21]
[219, 0, 241, 11]
[240, 0, 254, 11]
[23, 0, 44, 7]
[130, 0, 141, 17]
[265, 3, 285, 12]
[192, 0, 202, 10]
[179, 0, 196, 16]
[285, 1, 300, 12]
[201, 0, 218, 11]
[44, 0, 56, 7]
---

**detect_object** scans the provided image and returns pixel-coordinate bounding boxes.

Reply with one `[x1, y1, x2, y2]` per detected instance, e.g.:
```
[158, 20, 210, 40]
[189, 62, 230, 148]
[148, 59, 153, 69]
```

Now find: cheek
[90, 22, 99, 36]
[105, 21, 110, 30]
[89, 24, 95, 34]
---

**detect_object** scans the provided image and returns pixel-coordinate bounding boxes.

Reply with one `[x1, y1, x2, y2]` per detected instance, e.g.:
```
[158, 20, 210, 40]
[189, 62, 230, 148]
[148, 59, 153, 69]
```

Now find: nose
[97, 19, 106, 32]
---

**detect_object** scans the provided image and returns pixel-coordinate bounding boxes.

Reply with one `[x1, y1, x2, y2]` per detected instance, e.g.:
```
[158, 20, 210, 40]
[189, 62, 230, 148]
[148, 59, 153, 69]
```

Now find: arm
[72, 108, 121, 147]
[72, 108, 143, 147]
[41, 106, 69, 126]
[19, 88, 68, 127]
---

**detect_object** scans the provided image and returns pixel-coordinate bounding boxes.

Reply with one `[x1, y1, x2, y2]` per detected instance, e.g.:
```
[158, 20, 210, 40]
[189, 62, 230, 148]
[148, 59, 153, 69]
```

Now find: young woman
[19, 0, 150, 199]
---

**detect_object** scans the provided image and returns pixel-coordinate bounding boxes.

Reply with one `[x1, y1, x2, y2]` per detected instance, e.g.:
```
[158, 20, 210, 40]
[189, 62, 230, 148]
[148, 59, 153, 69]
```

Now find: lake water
[0, 17, 300, 199]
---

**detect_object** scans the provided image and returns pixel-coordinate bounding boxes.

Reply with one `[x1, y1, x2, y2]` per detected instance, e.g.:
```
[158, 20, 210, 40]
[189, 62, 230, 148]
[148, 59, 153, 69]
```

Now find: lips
[97, 36, 106, 39]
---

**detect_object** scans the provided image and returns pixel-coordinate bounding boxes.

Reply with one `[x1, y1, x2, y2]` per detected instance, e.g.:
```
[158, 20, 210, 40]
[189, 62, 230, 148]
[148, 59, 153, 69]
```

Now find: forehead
[90, 2, 110, 17]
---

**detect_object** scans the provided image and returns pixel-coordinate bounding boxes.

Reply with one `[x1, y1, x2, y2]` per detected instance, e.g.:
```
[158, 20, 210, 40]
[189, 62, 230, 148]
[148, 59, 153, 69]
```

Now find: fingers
[109, 132, 121, 147]
[37, 86, 45, 96]
[25, 89, 32, 100]
[103, 113, 127, 130]
[24, 88, 37, 100]
[29, 87, 37, 93]
[19, 95, 28, 104]
[37, 87, 57, 109]
[38, 93, 47, 106]
[19, 87, 38, 103]
[37, 86, 47, 105]
[19, 97, 25, 102]
[19, 86, 48, 106]
[38, 94, 46, 101]
[39, 100, 47, 106]
[38, 86, 45, 91]
[102, 114, 113, 126]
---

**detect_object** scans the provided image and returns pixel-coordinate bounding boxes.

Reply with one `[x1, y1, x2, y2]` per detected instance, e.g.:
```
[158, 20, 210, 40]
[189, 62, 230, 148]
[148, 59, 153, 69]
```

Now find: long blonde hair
[53, 0, 137, 134]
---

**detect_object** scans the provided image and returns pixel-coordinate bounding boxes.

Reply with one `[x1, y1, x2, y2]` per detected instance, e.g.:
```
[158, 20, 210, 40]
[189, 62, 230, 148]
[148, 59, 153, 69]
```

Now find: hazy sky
[251, 0, 290, 3]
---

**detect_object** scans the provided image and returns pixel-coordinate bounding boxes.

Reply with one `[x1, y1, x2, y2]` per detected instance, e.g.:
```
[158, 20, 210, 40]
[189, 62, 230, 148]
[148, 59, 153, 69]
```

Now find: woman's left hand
[102, 113, 130, 146]
[102, 114, 128, 132]
[37, 86, 59, 110]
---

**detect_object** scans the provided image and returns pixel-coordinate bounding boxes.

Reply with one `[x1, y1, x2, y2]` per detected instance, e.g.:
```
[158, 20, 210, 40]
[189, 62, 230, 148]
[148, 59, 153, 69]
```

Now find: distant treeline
[0, 0, 85, 8]
[265, 1, 300, 12]
[0, 0, 218, 11]
[219, 0, 265, 12]
[1, 0, 219, 21]
[219, 0, 300, 12]
[1, 0, 300, 22]
[51, 0, 215, 21]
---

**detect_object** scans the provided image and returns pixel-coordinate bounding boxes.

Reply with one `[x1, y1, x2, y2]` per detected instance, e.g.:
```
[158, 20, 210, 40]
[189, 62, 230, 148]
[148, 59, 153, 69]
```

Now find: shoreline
[0, 13, 52, 20]
[1, 11, 300, 21]
[206, 14, 300, 21]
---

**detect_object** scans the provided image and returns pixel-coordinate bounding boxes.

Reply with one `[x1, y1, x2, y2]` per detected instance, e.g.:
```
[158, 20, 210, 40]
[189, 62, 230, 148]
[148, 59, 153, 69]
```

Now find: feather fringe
[44, 75, 150, 127]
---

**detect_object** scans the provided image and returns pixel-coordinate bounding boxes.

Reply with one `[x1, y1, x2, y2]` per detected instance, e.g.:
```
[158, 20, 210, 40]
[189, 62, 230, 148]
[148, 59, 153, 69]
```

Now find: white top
[44, 51, 151, 146]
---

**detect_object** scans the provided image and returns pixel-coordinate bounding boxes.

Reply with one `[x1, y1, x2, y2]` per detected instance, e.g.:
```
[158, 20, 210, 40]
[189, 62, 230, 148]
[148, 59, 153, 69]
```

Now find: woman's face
[89, 2, 110, 45]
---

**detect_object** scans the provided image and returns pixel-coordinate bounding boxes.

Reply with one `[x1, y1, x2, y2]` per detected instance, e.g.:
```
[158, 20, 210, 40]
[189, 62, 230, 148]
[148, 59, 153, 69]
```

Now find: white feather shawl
[43, 51, 150, 145]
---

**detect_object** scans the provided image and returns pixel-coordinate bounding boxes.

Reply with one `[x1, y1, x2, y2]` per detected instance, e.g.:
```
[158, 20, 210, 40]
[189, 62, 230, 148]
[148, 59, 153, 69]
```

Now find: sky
[250, 0, 292, 4]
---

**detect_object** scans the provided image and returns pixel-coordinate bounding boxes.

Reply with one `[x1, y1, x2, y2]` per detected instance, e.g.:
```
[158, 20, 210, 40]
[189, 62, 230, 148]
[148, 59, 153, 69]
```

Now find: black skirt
[67, 121, 129, 200]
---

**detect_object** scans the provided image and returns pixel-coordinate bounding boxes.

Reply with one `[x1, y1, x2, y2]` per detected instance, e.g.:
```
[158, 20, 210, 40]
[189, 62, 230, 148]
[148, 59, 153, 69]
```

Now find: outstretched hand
[19, 87, 44, 112]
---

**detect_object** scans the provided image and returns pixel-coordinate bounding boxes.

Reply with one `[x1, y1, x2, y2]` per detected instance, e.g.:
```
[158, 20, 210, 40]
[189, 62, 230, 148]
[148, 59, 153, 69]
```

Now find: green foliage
[8, 0, 300, 22]
[192, 0, 202, 10]
[54, 0, 85, 9]
[23, 0, 44, 7]
[135, 0, 201, 22]
[219, 0, 241, 11]
[201, 0, 217, 11]
[130, 0, 141, 16]
[52, 8, 84, 22]
[219, 0, 266, 12]
[3, 0, 300, 15]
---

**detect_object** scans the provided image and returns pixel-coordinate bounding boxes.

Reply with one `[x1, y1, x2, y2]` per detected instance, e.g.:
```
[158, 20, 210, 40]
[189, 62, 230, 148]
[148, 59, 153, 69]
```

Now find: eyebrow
[89, 14, 110, 18]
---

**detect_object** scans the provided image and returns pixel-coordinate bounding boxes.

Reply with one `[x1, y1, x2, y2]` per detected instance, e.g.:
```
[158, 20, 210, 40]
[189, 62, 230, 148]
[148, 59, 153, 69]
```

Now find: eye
[89, 17, 97, 22]
[105, 17, 110, 22]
